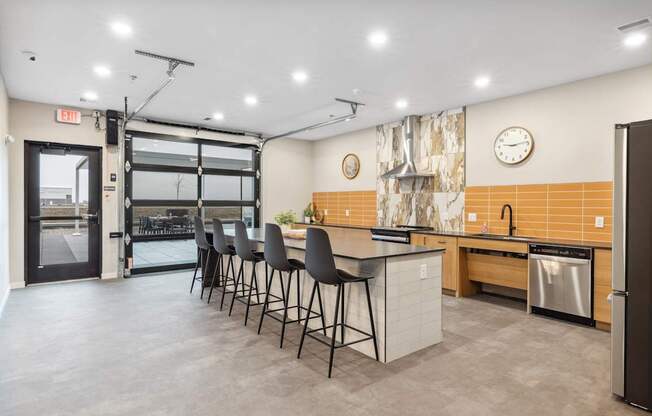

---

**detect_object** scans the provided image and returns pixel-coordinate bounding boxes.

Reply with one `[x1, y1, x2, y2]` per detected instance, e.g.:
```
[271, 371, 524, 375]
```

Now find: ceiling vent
[617, 18, 651, 33]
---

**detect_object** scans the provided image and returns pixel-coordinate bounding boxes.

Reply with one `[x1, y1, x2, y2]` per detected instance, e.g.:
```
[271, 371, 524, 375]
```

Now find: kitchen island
[210, 227, 445, 363]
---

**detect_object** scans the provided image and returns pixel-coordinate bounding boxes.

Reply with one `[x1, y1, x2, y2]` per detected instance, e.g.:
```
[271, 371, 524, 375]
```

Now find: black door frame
[24, 141, 103, 284]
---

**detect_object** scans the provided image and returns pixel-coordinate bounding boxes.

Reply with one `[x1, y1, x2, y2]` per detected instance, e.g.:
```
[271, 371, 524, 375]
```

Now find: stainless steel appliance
[612, 120, 652, 410]
[370, 225, 433, 244]
[528, 244, 593, 325]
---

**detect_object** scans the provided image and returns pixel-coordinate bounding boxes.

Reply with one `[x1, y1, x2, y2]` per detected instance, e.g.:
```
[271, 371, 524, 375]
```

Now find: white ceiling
[0, 0, 650, 140]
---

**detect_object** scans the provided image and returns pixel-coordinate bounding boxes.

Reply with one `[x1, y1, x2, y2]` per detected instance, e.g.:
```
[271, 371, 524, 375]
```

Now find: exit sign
[56, 109, 81, 125]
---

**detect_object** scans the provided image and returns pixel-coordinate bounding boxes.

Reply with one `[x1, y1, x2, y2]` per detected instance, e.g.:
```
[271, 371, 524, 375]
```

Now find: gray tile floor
[0, 272, 643, 416]
[132, 240, 196, 268]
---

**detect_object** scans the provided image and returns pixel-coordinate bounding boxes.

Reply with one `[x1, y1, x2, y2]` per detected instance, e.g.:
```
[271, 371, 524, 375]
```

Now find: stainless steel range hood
[381, 115, 434, 179]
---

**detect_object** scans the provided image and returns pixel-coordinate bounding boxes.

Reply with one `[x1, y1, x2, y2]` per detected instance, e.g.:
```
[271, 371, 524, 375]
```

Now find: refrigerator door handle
[613, 126, 627, 292]
[611, 292, 626, 397]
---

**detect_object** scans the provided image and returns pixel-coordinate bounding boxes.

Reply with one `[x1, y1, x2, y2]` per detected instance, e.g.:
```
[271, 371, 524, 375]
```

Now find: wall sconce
[4, 135, 15, 145]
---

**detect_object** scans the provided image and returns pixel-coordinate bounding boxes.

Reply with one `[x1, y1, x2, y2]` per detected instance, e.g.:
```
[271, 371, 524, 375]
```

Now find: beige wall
[466, 64, 652, 186]
[8, 99, 121, 287]
[261, 137, 313, 223]
[311, 127, 377, 192]
[0, 73, 9, 312]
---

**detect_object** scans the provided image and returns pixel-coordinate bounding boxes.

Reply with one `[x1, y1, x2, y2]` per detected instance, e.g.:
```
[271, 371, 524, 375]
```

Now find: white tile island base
[225, 245, 443, 364]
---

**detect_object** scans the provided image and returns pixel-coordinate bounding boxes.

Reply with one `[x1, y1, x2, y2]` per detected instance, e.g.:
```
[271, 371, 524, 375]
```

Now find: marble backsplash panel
[376, 108, 465, 230]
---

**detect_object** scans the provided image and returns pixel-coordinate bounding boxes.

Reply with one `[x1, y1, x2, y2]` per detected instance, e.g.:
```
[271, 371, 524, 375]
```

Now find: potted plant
[303, 203, 315, 224]
[274, 210, 297, 232]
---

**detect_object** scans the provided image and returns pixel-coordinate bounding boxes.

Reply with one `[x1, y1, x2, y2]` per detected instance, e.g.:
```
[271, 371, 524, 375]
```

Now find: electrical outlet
[420, 264, 428, 280]
[468, 212, 477, 222]
[345, 209, 350, 217]
[324, 209, 328, 215]
[595, 216, 605, 228]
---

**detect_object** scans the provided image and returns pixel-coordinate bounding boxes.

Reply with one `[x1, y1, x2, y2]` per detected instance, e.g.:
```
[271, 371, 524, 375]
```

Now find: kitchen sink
[470, 233, 531, 242]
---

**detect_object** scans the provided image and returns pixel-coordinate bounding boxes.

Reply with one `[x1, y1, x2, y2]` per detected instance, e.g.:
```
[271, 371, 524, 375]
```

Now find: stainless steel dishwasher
[528, 244, 594, 326]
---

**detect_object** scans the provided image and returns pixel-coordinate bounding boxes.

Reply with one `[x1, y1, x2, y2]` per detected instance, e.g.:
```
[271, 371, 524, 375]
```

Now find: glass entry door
[25, 142, 102, 284]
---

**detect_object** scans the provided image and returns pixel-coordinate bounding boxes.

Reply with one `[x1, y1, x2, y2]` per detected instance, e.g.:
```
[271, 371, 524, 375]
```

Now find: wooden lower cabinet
[412, 234, 458, 294]
[593, 249, 612, 327]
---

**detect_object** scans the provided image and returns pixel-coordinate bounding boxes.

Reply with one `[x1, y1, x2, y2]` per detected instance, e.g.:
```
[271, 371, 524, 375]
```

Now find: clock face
[494, 127, 534, 165]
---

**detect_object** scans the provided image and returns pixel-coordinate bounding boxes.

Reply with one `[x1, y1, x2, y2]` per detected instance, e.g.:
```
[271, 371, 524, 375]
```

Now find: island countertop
[214, 227, 444, 261]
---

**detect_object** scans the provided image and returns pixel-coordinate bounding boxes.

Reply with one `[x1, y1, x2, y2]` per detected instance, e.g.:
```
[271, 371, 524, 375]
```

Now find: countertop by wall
[294, 222, 612, 249]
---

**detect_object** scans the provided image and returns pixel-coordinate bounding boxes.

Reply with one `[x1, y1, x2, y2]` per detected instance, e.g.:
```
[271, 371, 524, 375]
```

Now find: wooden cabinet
[594, 249, 612, 326]
[413, 234, 458, 293]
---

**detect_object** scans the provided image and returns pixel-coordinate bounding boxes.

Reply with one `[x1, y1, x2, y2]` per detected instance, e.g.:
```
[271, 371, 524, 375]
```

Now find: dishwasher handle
[529, 253, 591, 265]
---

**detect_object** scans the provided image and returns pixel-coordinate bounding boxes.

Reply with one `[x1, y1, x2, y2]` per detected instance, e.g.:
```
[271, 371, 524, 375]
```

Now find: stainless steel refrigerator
[612, 119, 652, 410]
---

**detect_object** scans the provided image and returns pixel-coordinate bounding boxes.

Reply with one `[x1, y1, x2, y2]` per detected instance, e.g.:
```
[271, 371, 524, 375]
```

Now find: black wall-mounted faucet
[500, 204, 516, 237]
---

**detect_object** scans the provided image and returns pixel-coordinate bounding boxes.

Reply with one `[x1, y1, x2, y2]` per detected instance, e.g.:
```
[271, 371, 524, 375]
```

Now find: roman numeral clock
[494, 126, 534, 165]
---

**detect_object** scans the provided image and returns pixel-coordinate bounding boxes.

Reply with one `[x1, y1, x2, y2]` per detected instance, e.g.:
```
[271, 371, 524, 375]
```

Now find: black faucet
[500, 204, 516, 237]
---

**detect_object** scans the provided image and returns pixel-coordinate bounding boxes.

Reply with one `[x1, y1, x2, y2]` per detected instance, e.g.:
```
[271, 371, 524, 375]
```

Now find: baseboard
[10, 281, 25, 289]
[101, 272, 119, 280]
[0, 286, 9, 318]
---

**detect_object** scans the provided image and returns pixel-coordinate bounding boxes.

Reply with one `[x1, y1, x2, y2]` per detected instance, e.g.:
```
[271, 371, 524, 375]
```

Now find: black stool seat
[297, 227, 379, 378]
[257, 223, 325, 349]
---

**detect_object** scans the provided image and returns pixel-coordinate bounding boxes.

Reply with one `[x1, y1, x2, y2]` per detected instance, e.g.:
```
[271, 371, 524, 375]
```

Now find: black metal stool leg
[316, 283, 327, 336]
[220, 255, 234, 311]
[228, 259, 244, 316]
[190, 248, 201, 293]
[296, 269, 302, 324]
[340, 284, 345, 344]
[207, 253, 221, 304]
[280, 270, 293, 348]
[257, 268, 274, 334]
[297, 282, 317, 359]
[244, 263, 256, 326]
[200, 249, 211, 300]
[328, 284, 343, 378]
[364, 279, 379, 361]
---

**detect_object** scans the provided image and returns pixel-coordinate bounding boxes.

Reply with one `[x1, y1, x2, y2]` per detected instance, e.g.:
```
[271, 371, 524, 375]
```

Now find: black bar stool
[297, 227, 379, 378]
[207, 218, 238, 308]
[190, 216, 213, 300]
[228, 220, 272, 326]
[257, 223, 327, 348]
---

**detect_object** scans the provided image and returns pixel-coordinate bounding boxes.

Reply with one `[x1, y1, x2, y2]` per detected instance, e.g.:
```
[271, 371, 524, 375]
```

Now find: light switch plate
[345, 209, 350, 217]
[595, 216, 605, 228]
[468, 212, 477, 222]
[324, 209, 328, 215]
[420, 264, 428, 280]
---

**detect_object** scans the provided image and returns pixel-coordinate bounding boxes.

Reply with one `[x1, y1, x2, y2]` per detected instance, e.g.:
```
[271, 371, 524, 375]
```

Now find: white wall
[466, 64, 652, 186]
[260, 138, 313, 224]
[311, 126, 377, 192]
[0, 72, 9, 314]
[8, 99, 121, 287]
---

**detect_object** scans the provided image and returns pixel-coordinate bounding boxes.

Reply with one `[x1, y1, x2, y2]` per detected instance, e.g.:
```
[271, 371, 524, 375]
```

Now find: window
[125, 131, 259, 274]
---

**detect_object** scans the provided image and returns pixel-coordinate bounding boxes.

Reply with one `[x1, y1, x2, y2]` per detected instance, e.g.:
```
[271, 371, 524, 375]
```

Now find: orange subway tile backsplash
[312, 190, 377, 227]
[464, 181, 612, 243]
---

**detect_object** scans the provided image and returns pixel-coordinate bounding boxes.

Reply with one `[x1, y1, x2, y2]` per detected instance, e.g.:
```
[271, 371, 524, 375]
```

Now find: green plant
[274, 210, 297, 226]
[303, 204, 315, 218]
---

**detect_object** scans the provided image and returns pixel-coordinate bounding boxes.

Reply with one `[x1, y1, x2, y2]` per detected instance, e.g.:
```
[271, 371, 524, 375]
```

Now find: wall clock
[494, 126, 534, 165]
[342, 153, 360, 179]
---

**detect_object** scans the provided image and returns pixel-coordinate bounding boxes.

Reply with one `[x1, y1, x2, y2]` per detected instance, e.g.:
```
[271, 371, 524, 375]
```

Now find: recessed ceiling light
[395, 99, 408, 109]
[367, 30, 388, 48]
[110, 21, 132, 37]
[292, 70, 308, 84]
[82, 91, 98, 101]
[244, 95, 258, 106]
[93, 65, 111, 78]
[474, 76, 491, 88]
[624, 32, 647, 48]
[212, 112, 224, 121]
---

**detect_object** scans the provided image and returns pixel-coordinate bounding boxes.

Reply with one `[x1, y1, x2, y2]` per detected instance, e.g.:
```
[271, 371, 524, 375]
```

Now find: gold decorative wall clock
[342, 153, 360, 179]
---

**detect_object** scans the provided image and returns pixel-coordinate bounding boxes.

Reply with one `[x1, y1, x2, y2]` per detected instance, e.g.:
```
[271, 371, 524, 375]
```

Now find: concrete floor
[0, 272, 642, 416]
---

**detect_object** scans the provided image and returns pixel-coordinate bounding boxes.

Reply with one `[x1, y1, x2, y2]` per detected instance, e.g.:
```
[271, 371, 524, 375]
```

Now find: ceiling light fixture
[292, 70, 308, 84]
[110, 21, 132, 37]
[81, 91, 98, 102]
[474, 76, 491, 88]
[624, 32, 647, 48]
[395, 99, 408, 109]
[244, 95, 258, 106]
[367, 30, 388, 48]
[212, 112, 224, 121]
[93, 65, 111, 78]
